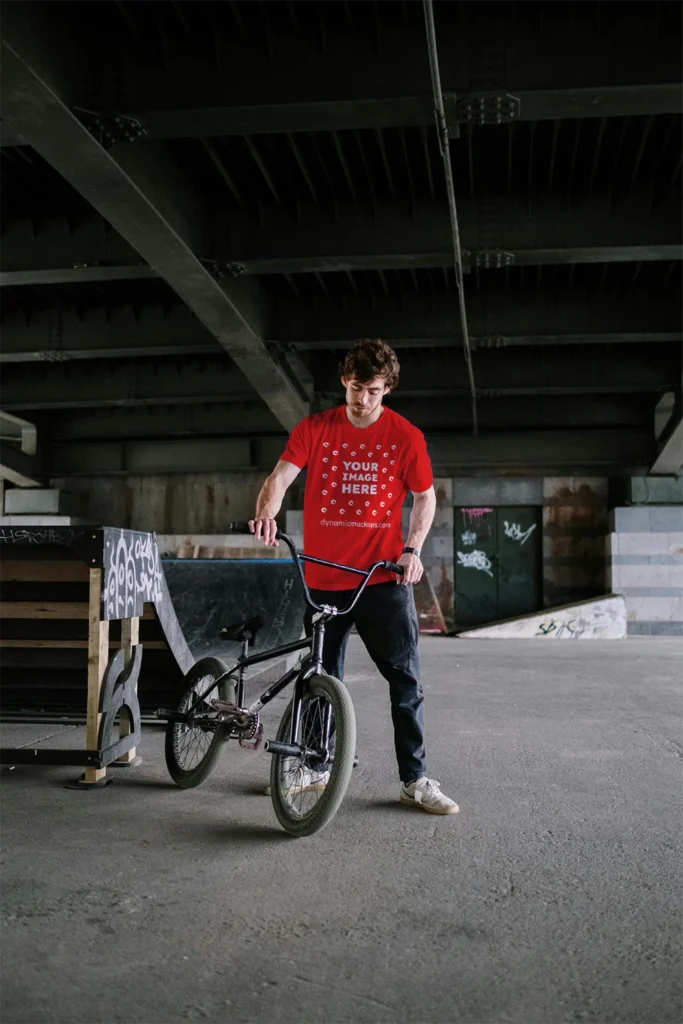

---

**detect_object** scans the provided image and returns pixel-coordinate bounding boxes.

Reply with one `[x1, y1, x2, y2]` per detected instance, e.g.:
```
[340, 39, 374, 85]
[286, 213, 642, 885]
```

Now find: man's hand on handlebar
[249, 518, 279, 547]
[396, 550, 424, 586]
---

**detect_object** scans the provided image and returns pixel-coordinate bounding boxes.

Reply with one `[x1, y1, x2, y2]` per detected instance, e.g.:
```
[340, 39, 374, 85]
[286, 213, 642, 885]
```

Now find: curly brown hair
[339, 338, 400, 390]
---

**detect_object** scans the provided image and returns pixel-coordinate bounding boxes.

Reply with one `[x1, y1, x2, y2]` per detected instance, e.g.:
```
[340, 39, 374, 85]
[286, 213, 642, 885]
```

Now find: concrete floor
[1, 637, 681, 1024]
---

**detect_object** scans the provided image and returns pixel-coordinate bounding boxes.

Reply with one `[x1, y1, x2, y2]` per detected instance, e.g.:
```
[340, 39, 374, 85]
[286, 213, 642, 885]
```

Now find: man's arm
[249, 460, 302, 546]
[397, 486, 437, 585]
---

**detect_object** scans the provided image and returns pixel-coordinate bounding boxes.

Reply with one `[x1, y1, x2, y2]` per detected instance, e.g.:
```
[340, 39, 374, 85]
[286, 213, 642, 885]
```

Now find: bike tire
[270, 673, 356, 838]
[165, 656, 229, 789]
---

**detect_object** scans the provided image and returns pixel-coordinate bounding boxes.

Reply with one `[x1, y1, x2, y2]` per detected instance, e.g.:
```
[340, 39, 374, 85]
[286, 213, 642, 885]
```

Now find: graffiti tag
[503, 521, 537, 546]
[535, 618, 586, 639]
[461, 530, 477, 547]
[457, 549, 494, 577]
[462, 508, 493, 527]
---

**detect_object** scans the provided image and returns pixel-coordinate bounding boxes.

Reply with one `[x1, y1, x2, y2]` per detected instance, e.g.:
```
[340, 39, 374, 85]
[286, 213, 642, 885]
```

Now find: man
[250, 338, 458, 815]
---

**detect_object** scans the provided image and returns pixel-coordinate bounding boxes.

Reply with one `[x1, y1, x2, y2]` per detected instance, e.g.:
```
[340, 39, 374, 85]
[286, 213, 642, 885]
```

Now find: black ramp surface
[160, 558, 306, 664]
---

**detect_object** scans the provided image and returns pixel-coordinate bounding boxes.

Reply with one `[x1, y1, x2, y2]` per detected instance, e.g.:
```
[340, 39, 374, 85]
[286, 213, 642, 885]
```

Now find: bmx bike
[156, 523, 404, 837]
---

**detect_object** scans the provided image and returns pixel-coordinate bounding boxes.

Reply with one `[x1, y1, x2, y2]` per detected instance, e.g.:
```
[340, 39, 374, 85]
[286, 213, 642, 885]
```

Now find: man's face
[342, 374, 390, 419]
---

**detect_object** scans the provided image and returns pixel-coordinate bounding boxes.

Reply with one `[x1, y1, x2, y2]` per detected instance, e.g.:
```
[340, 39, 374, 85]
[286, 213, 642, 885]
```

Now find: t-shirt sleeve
[280, 417, 310, 470]
[402, 429, 433, 493]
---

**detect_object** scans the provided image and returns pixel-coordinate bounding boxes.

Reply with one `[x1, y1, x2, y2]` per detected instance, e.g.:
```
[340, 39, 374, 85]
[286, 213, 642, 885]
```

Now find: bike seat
[219, 614, 265, 646]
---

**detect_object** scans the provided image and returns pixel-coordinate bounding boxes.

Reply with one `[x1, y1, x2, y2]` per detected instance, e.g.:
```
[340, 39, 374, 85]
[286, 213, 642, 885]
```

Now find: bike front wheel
[270, 673, 356, 838]
[165, 656, 229, 788]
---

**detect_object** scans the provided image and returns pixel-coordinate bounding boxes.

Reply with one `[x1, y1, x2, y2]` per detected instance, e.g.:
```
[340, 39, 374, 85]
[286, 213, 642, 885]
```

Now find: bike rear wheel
[270, 673, 356, 838]
[165, 656, 229, 788]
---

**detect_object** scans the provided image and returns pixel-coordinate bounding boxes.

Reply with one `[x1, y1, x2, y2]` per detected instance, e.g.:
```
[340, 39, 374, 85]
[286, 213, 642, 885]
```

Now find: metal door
[454, 506, 542, 630]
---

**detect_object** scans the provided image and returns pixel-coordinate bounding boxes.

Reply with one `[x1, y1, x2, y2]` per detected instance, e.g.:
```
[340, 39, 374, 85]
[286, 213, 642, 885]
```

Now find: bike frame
[171, 531, 402, 751]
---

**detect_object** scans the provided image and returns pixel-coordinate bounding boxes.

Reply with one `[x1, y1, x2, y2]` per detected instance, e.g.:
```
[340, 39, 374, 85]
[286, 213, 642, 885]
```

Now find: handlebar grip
[384, 561, 405, 576]
[228, 521, 253, 535]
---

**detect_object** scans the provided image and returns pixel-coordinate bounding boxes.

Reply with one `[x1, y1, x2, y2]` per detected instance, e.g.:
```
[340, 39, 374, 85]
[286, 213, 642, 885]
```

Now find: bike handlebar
[228, 522, 404, 617]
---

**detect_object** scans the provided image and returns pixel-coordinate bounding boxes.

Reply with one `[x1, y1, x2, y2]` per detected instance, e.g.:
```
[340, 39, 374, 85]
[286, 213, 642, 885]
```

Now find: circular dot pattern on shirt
[316, 436, 415, 527]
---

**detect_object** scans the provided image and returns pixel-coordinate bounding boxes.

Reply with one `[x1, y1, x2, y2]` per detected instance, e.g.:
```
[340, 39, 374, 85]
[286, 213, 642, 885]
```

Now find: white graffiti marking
[503, 520, 537, 546]
[105, 529, 163, 619]
[457, 549, 494, 577]
[461, 530, 477, 546]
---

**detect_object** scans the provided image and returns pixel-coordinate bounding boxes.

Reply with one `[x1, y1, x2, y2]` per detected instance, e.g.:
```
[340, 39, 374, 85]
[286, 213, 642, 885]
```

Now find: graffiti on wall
[535, 607, 612, 638]
[457, 549, 494, 577]
[503, 520, 537, 546]
[461, 530, 477, 546]
[462, 508, 493, 528]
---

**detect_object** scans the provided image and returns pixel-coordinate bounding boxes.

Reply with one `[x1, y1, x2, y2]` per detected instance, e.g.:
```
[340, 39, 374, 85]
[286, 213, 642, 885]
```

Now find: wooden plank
[0, 601, 90, 619]
[0, 639, 167, 649]
[0, 601, 155, 619]
[85, 568, 109, 784]
[117, 616, 140, 763]
[0, 560, 90, 583]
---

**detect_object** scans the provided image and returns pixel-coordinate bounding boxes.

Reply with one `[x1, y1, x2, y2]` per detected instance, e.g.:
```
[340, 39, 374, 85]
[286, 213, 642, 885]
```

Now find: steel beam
[47, 429, 655, 478]
[88, 5, 682, 133]
[91, 84, 683, 140]
[312, 344, 680, 399]
[0, 216, 142, 274]
[424, 430, 655, 474]
[3, 345, 678, 411]
[213, 194, 683, 273]
[5, 197, 679, 284]
[0, 357, 257, 411]
[0, 266, 157, 287]
[0, 9, 307, 430]
[2, 304, 680, 364]
[651, 390, 683, 475]
[2, 87, 679, 146]
[0, 443, 43, 487]
[0, 218, 159, 311]
[0, 307, 218, 362]
[39, 394, 652, 443]
[278, 292, 682, 347]
[0, 410, 37, 455]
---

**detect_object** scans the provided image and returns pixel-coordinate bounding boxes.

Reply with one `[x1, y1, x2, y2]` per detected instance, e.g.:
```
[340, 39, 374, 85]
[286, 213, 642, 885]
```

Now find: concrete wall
[542, 477, 608, 608]
[404, 478, 455, 632]
[53, 472, 683, 637]
[606, 506, 683, 635]
[50, 473, 304, 533]
[450, 475, 609, 614]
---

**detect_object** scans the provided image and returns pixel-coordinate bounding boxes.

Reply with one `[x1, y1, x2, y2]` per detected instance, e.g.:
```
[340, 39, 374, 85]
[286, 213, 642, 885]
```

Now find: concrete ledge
[627, 620, 683, 636]
[458, 594, 626, 639]
[610, 506, 683, 533]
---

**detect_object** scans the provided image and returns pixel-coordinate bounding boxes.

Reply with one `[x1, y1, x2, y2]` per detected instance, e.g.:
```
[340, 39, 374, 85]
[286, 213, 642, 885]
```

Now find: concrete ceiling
[0, 0, 681, 478]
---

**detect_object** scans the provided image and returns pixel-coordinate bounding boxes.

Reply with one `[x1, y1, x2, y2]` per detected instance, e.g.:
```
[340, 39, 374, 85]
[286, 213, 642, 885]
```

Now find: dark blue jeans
[305, 582, 426, 784]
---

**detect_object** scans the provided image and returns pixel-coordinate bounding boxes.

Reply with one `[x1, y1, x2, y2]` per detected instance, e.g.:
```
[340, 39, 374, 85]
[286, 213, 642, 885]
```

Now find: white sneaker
[263, 768, 330, 797]
[400, 777, 459, 815]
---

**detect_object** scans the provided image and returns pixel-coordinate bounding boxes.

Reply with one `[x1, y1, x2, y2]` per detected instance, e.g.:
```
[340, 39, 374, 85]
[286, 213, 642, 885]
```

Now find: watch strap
[402, 546, 420, 557]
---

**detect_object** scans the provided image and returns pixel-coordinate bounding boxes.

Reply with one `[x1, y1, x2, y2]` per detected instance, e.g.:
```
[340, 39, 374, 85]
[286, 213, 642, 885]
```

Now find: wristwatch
[402, 546, 421, 557]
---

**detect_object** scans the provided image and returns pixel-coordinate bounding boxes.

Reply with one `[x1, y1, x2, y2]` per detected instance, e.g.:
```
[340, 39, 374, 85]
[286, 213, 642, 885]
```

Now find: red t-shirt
[281, 405, 433, 590]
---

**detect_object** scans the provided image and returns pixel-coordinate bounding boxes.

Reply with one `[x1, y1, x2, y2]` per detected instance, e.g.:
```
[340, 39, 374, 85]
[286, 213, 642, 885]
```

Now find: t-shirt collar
[340, 404, 387, 432]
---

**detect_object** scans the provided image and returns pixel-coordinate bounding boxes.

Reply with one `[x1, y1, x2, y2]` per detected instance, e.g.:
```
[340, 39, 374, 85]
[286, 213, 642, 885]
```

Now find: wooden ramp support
[0, 526, 190, 785]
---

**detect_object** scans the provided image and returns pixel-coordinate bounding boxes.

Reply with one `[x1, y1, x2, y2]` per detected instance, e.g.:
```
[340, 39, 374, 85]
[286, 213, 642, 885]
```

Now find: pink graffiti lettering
[462, 508, 493, 527]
